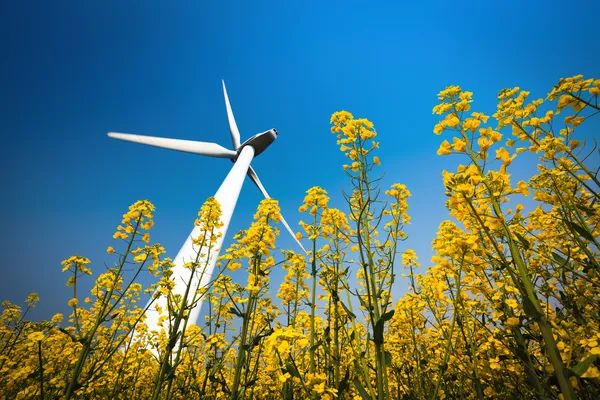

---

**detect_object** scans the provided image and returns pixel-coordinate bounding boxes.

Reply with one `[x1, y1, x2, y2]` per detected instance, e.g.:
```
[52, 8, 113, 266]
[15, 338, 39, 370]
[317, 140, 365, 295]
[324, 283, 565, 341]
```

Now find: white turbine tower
[108, 81, 306, 334]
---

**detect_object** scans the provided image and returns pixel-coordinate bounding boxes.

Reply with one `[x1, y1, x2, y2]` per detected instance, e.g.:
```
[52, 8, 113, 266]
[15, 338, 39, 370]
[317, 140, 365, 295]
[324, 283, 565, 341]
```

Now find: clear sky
[1, 0, 598, 321]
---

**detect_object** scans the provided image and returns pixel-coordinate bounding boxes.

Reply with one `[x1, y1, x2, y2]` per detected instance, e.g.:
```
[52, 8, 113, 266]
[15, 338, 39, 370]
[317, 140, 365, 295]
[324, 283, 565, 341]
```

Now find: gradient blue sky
[1, 1, 598, 320]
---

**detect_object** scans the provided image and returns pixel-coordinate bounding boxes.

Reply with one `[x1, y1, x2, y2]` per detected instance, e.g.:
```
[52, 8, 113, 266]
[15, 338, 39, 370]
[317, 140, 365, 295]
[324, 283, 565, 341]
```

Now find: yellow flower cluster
[331, 111, 380, 172]
[191, 196, 224, 256]
[112, 199, 154, 240]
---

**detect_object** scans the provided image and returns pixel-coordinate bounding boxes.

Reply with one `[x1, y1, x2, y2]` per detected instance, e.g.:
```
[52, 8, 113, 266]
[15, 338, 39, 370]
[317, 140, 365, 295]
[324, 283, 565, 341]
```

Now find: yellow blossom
[437, 140, 452, 155]
[27, 332, 45, 342]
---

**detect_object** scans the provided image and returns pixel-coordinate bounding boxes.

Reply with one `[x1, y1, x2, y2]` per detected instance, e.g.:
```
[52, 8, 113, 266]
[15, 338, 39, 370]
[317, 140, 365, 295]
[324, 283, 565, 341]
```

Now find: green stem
[37, 341, 44, 400]
[309, 218, 318, 374]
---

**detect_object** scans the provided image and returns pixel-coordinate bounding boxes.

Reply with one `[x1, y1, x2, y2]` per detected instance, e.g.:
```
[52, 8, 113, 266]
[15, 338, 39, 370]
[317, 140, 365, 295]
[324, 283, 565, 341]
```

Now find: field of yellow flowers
[1, 75, 599, 399]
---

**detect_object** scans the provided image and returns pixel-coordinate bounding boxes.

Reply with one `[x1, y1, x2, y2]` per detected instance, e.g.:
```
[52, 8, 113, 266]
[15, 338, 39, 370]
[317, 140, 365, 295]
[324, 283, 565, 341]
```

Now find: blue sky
[1, 0, 598, 321]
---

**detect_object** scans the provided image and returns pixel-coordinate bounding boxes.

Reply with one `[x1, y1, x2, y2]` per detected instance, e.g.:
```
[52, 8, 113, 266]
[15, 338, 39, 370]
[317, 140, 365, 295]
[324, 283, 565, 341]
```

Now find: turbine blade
[247, 166, 307, 253]
[107, 132, 237, 159]
[222, 80, 242, 150]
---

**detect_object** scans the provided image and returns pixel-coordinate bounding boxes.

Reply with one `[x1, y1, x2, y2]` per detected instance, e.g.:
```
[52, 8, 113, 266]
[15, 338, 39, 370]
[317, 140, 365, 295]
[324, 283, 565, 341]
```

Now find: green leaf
[353, 378, 372, 400]
[338, 368, 351, 397]
[567, 221, 596, 243]
[569, 355, 599, 377]
[373, 318, 384, 345]
[340, 300, 356, 319]
[575, 203, 596, 216]
[522, 297, 541, 319]
[380, 310, 395, 322]
[286, 359, 302, 379]
[164, 362, 175, 381]
[168, 331, 182, 349]
[309, 340, 323, 352]
[283, 381, 294, 400]
[26, 368, 42, 380]
[384, 350, 393, 367]
[59, 328, 79, 343]
[248, 329, 272, 349]
[558, 290, 568, 303]
[228, 308, 244, 318]
[552, 252, 568, 266]
[514, 232, 530, 250]
[190, 384, 201, 394]
[357, 295, 373, 312]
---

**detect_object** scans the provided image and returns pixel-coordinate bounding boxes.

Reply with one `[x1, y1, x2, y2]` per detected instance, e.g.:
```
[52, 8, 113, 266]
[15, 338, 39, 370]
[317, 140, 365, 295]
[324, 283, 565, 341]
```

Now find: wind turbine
[108, 81, 306, 334]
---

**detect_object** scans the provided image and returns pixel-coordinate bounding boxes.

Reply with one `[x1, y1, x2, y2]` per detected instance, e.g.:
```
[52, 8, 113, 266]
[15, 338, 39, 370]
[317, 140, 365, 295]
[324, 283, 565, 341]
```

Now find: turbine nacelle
[237, 128, 277, 159]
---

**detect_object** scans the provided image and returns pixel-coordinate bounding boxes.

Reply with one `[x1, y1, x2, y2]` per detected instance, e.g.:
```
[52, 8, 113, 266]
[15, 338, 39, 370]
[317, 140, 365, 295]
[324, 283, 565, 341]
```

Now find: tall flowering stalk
[277, 250, 310, 329]
[62, 200, 161, 400]
[151, 197, 224, 400]
[318, 207, 351, 389]
[223, 198, 281, 399]
[330, 111, 411, 400]
[298, 186, 329, 374]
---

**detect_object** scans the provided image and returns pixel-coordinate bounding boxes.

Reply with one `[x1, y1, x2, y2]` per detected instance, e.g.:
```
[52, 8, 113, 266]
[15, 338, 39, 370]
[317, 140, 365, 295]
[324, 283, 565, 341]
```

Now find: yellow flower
[106, 246, 115, 254]
[463, 118, 481, 132]
[437, 140, 452, 155]
[26, 293, 39, 307]
[228, 262, 242, 272]
[67, 298, 78, 307]
[515, 181, 529, 196]
[489, 357, 501, 370]
[113, 231, 128, 240]
[51, 313, 63, 324]
[133, 253, 147, 263]
[582, 366, 600, 379]
[452, 138, 467, 153]
[277, 340, 290, 354]
[477, 137, 491, 151]
[28, 332, 45, 342]
[433, 121, 446, 135]
[495, 147, 516, 166]
[445, 114, 460, 127]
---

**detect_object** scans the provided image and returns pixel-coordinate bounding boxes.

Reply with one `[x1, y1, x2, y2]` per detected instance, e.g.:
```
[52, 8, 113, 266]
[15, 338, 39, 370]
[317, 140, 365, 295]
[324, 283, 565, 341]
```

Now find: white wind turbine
[108, 81, 306, 334]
